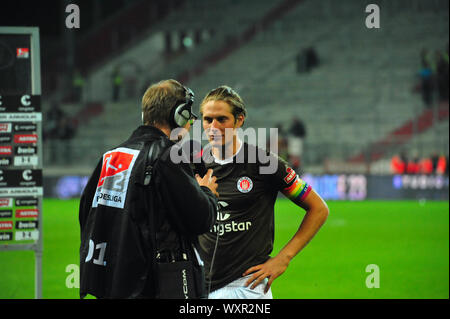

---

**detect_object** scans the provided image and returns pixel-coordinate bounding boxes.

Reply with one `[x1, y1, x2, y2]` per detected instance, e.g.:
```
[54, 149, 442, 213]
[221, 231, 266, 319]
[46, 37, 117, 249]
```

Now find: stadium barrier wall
[42, 174, 449, 201]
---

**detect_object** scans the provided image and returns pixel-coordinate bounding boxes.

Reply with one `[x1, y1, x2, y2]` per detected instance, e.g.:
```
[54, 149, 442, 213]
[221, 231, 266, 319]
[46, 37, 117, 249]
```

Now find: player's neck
[212, 137, 242, 161]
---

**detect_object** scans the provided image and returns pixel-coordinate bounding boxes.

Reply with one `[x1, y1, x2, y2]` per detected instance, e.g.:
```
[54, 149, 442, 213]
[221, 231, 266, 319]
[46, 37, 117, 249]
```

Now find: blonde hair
[200, 85, 247, 123]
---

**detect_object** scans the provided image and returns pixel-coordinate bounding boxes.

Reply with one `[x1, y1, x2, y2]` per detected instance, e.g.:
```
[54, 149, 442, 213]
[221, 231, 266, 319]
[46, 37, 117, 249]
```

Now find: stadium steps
[43, 100, 142, 171]
[58, 0, 295, 168]
[370, 117, 449, 174]
[349, 103, 450, 163]
[55, 0, 449, 172]
[176, 0, 307, 84]
[188, 0, 449, 168]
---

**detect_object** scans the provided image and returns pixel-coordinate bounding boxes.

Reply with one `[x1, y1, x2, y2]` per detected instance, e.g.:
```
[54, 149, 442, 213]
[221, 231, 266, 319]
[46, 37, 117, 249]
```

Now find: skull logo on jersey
[237, 176, 253, 193]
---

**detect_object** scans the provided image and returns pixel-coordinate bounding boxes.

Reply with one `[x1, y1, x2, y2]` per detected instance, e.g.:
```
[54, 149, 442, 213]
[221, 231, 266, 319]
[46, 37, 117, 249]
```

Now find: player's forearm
[277, 206, 329, 262]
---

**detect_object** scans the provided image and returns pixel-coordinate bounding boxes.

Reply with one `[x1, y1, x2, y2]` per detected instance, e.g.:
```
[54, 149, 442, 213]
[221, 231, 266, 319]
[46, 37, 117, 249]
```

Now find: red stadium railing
[349, 102, 449, 163]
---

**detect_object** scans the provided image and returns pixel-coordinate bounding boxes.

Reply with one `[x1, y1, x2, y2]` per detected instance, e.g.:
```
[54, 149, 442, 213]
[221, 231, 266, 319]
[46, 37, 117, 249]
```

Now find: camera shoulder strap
[141, 138, 170, 251]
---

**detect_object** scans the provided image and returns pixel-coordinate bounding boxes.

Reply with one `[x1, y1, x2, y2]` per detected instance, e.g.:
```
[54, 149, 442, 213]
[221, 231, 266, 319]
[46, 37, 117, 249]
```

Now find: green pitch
[0, 199, 448, 299]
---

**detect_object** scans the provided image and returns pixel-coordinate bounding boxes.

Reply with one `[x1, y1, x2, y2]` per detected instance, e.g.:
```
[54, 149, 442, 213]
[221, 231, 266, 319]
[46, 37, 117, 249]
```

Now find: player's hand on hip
[242, 256, 290, 293]
[196, 168, 219, 197]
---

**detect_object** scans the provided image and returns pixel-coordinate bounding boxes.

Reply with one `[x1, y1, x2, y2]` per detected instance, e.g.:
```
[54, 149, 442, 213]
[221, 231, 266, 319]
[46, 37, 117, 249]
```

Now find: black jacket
[79, 125, 217, 298]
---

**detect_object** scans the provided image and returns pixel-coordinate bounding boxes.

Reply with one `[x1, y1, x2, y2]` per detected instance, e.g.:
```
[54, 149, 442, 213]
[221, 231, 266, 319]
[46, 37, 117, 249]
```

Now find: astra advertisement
[0, 94, 42, 243]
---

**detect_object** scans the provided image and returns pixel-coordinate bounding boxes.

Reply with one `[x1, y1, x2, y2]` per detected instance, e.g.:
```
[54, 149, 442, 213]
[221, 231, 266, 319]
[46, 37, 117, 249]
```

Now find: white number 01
[85, 240, 107, 266]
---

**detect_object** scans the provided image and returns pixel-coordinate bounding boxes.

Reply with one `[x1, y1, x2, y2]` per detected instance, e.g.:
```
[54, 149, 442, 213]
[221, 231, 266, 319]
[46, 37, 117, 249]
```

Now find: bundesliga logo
[97, 150, 135, 189]
[93, 147, 139, 209]
[16, 48, 29, 58]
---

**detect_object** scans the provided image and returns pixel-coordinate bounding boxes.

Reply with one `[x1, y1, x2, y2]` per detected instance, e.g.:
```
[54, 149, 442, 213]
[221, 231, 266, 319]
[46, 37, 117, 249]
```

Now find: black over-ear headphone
[170, 86, 197, 128]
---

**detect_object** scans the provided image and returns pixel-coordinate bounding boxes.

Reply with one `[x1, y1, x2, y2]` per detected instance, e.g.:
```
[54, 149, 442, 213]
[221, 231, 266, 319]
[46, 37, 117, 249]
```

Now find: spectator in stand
[72, 69, 85, 103]
[391, 152, 407, 174]
[44, 102, 67, 164]
[436, 154, 447, 175]
[419, 156, 433, 175]
[430, 152, 448, 175]
[44, 102, 65, 140]
[296, 47, 319, 73]
[430, 152, 440, 173]
[445, 155, 449, 176]
[305, 47, 319, 72]
[419, 49, 434, 108]
[55, 116, 77, 164]
[112, 65, 123, 102]
[406, 152, 420, 174]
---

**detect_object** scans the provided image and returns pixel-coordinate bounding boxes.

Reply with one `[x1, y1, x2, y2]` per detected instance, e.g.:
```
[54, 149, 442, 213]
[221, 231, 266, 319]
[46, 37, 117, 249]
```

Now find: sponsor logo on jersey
[211, 200, 252, 236]
[92, 147, 140, 209]
[237, 176, 253, 193]
[216, 201, 230, 221]
[217, 212, 230, 221]
[212, 220, 252, 236]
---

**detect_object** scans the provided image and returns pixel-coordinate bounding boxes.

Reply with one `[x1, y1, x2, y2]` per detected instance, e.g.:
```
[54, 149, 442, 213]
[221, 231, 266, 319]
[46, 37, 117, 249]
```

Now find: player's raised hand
[196, 168, 219, 197]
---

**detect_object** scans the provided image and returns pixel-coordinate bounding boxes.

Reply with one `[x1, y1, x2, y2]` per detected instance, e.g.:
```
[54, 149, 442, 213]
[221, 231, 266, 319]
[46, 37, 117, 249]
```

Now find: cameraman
[79, 79, 218, 299]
